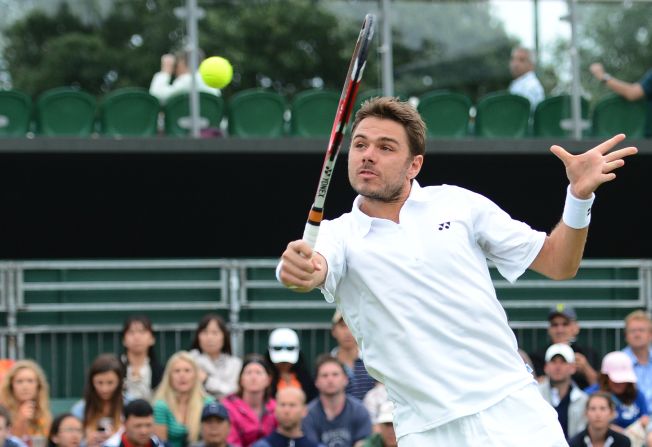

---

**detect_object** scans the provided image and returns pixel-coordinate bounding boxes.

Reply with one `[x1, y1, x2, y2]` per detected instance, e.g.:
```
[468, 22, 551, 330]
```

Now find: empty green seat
[290, 89, 339, 137]
[0, 90, 32, 136]
[417, 91, 471, 137]
[36, 87, 96, 136]
[475, 92, 531, 138]
[100, 88, 160, 137]
[164, 92, 225, 136]
[227, 89, 287, 138]
[592, 94, 647, 138]
[533, 95, 590, 137]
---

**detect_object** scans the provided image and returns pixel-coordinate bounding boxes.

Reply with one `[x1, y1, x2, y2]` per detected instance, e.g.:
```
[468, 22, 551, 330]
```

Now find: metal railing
[0, 258, 650, 397]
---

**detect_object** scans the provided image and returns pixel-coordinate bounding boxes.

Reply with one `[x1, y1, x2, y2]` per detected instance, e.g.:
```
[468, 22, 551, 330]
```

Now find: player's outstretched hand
[550, 134, 638, 199]
[280, 240, 326, 292]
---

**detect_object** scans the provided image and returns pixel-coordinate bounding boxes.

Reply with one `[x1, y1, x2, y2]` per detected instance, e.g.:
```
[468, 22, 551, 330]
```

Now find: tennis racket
[302, 13, 376, 248]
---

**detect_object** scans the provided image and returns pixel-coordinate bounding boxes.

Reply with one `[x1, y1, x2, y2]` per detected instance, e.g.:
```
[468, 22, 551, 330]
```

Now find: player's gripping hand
[279, 240, 327, 292]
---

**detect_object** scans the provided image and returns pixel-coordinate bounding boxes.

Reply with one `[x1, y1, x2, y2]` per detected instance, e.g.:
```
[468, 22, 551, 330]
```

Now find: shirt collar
[350, 180, 427, 237]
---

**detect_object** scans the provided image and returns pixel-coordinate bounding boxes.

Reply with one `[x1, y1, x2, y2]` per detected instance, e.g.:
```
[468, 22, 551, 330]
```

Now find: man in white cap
[362, 401, 397, 447]
[538, 344, 588, 440]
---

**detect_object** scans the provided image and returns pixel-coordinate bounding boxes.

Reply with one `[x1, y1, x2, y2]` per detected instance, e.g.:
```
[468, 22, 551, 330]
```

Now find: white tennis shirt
[313, 181, 546, 438]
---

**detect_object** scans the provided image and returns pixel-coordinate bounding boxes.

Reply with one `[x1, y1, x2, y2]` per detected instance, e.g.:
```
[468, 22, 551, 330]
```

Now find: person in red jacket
[222, 355, 277, 447]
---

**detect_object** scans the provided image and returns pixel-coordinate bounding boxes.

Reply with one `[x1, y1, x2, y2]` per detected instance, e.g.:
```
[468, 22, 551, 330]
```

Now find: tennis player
[277, 97, 637, 446]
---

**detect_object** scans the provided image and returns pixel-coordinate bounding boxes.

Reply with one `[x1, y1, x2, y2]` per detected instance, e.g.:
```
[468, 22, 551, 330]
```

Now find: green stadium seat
[163, 92, 225, 137]
[417, 90, 471, 137]
[0, 90, 32, 137]
[592, 94, 647, 138]
[227, 89, 287, 138]
[475, 92, 531, 138]
[533, 95, 590, 137]
[99, 88, 160, 137]
[290, 89, 339, 137]
[36, 87, 96, 136]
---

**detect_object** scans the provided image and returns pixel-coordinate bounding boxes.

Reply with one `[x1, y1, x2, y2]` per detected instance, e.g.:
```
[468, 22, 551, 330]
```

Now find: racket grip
[302, 222, 320, 249]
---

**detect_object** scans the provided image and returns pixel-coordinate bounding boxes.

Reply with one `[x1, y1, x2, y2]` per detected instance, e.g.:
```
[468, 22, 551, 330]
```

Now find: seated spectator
[189, 402, 232, 447]
[189, 314, 242, 400]
[72, 354, 127, 447]
[538, 343, 588, 440]
[222, 354, 276, 447]
[120, 315, 164, 401]
[585, 351, 648, 439]
[153, 352, 213, 447]
[330, 312, 374, 401]
[103, 399, 161, 447]
[252, 388, 322, 447]
[569, 392, 631, 447]
[47, 414, 82, 447]
[531, 304, 600, 389]
[0, 405, 23, 447]
[265, 328, 318, 402]
[361, 401, 396, 447]
[302, 355, 371, 447]
[149, 49, 220, 105]
[622, 311, 652, 411]
[362, 383, 387, 433]
[0, 360, 52, 440]
[508, 46, 544, 110]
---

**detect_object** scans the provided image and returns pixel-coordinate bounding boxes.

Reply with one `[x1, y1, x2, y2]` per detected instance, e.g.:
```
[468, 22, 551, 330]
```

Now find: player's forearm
[533, 222, 588, 280]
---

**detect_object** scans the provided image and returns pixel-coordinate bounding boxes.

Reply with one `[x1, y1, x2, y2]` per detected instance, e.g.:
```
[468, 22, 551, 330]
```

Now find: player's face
[586, 396, 614, 430]
[348, 117, 423, 204]
[315, 362, 348, 397]
[625, 319, 652, 350]
[543, 356, 576, 383]
[548, 316, 573, 344]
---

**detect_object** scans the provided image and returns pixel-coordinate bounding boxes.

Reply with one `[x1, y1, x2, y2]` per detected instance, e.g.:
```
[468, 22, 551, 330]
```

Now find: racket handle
[303, 222, 320, 249]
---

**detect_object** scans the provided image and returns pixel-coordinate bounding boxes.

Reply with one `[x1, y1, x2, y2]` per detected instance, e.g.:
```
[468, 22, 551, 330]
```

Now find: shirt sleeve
[471, 192, 546, 283]
[639, 69, 652, 99]
[314, 219, 348, 304]
[301, 409, 320, 444]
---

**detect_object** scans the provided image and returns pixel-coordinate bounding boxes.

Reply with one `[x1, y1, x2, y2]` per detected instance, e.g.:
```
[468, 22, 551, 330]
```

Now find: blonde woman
[0, 360, 52, 440]
[153, 351, 213, 447]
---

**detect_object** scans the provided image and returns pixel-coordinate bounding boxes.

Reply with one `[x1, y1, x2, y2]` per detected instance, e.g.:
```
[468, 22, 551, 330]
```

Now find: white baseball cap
[545, 343, 575, 363]
[268, 328, 300, 364]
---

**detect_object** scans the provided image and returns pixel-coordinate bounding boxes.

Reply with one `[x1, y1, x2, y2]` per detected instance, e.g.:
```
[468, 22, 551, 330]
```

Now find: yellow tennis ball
[199, 56, 233, 89]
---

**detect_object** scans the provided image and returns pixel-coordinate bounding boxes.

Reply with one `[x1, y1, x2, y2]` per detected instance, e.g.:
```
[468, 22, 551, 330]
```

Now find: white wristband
[562, 185, 595, 229]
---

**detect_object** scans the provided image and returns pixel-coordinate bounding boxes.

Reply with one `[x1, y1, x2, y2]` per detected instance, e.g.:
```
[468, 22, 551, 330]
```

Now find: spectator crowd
[2, 306, 652, 447]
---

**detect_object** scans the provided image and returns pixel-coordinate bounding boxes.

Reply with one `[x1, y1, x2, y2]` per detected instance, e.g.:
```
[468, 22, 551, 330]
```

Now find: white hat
[601, 351, 637, 384]
[375, 401, 394, 425]
[545, 343, 575, 363]
[268, 328, 300, 364]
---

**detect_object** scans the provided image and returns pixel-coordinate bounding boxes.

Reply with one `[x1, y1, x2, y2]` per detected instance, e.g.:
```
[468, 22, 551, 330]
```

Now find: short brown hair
[314, 354, 346, 376]
[625, 310, 651, 329]
[351, 96, 426, 157]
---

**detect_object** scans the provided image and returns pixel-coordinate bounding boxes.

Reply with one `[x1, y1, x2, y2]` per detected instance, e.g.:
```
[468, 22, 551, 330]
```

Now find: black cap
[548, 304, 577, 321]
[201, 402, 230, 422]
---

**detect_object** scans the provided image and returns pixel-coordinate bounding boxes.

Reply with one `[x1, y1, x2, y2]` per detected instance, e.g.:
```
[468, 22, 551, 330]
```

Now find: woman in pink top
[222, 354, 276, 447]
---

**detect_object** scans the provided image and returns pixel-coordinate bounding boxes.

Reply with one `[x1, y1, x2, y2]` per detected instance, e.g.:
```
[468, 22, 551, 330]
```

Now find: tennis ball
[199, 56, 233, 89]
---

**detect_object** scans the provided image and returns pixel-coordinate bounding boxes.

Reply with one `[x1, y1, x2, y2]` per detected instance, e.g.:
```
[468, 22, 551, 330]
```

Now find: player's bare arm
[530, 133, 638, 280]
[279, 240, 328, 292]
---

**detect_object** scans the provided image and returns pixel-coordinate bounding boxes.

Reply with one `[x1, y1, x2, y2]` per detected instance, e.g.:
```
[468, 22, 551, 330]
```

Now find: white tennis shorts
[398, 383, 569, 447]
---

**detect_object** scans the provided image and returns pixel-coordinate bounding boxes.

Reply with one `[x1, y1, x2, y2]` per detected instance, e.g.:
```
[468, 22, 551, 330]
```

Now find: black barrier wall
[0, 139, 649, 259]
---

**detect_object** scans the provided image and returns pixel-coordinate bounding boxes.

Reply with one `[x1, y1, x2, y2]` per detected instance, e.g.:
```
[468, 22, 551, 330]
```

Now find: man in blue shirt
[590, 63, 652, 136]
[622, 310, 652, 411]
[303, 356, 371, 447]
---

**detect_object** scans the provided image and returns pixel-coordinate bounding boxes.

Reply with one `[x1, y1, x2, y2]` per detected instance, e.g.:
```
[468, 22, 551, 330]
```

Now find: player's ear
[408, 154, 424, 180]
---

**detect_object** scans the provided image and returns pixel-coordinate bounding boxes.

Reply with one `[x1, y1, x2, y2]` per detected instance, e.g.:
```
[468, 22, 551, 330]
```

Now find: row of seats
[0, 87, 648, 138]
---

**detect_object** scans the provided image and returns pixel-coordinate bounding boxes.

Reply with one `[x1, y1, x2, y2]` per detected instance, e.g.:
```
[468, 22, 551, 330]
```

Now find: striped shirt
[331, 348, 375, 401]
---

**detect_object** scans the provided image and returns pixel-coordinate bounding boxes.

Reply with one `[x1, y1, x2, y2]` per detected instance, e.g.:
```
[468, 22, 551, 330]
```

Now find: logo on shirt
[587, 207, 591, 216]
[438, 221, 450, 231]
